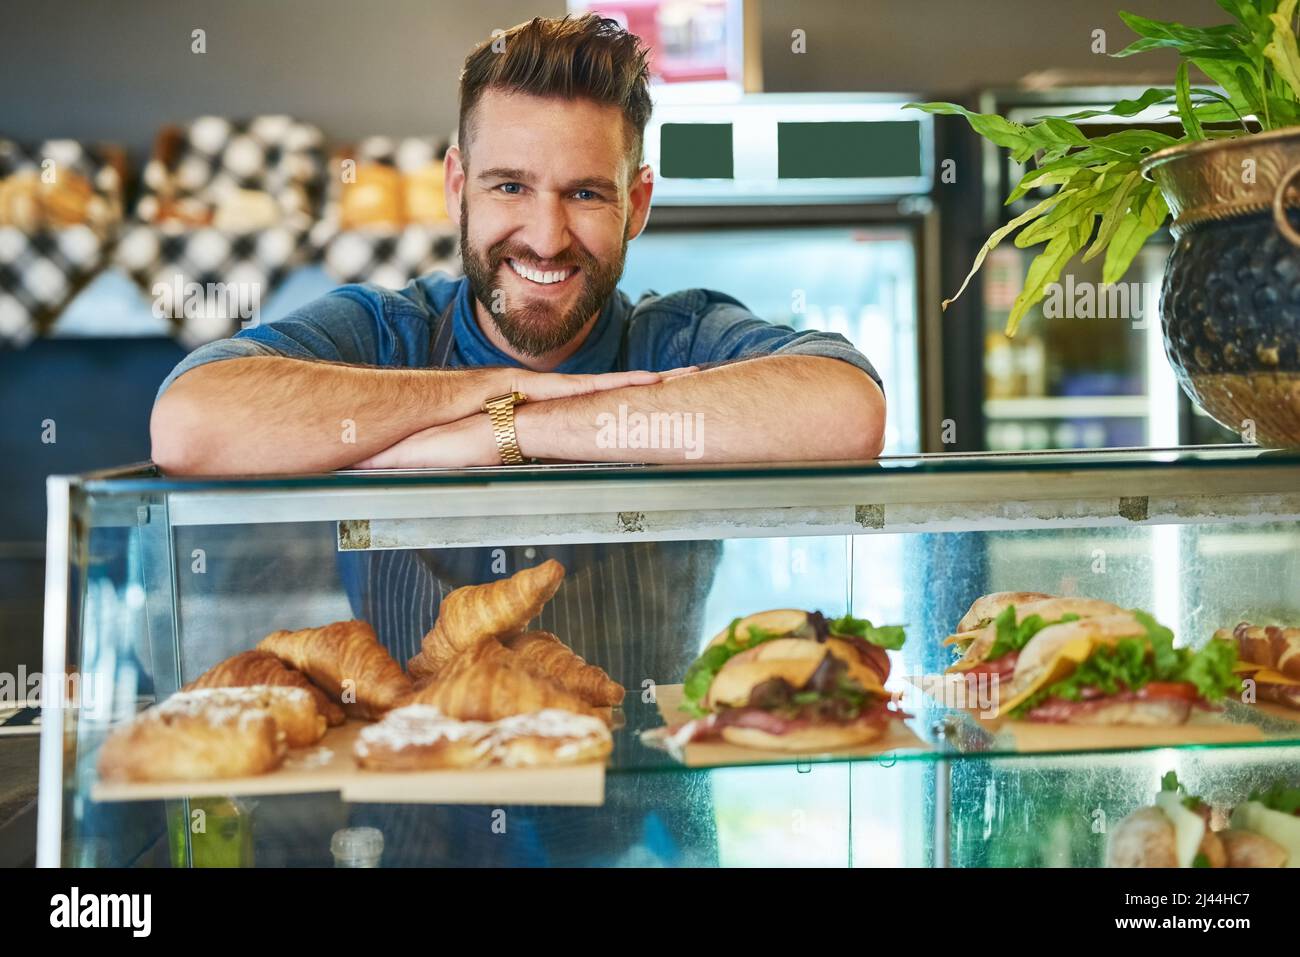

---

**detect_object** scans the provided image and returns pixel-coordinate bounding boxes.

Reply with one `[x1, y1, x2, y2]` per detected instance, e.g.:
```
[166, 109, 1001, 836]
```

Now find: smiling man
[150, 16, 885, 476]
[147, 13, 887, 867]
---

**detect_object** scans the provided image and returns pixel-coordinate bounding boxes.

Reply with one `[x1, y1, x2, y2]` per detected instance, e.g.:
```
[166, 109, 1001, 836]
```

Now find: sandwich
[1109, 771, 1299, 868]
[1216, 622, 1300, 709]
[946, 592, 1135, 684]
[949, 591, 1053, 638]
[946, 596, 1240, 723]
[659, 609, 907, 752]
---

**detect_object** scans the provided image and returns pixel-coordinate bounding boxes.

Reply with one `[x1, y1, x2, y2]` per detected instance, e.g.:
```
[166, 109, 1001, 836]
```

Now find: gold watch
[482, 391, 528, 464]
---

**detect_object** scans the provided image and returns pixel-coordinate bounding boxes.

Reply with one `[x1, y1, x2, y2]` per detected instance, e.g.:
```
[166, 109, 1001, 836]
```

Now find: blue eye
[575, 189, 599, 201]
[499, 183, 523, 195]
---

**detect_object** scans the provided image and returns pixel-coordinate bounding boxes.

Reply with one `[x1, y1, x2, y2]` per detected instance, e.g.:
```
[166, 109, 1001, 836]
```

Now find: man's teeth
[508, 260, 573, 284]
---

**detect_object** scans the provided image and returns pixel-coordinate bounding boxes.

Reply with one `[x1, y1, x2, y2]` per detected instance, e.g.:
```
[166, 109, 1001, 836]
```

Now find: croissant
[258, 620, 412, 720]
[408, 637, 517, 694]
[410, 654, 599, 722]
[441, 635, 515, 674]
[183, 649, 346, 726]
[407, 560, 565, 680]
[504, 630, 625, 706]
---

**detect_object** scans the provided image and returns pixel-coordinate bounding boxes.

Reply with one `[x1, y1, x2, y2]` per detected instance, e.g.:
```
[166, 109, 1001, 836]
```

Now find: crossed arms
[150, 353, 886, 474]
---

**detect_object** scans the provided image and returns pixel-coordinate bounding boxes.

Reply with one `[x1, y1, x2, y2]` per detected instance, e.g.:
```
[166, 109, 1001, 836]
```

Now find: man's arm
[517, 355, 883, 462]
[152, 357, 497, 474]
[149, 282, 667, 476]
[354, 354, 885, 468]
[151, 357, 664, 475]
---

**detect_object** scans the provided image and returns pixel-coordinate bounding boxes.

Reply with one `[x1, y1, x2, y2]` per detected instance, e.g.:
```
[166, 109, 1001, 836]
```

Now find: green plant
[907, 0, 1300, 335]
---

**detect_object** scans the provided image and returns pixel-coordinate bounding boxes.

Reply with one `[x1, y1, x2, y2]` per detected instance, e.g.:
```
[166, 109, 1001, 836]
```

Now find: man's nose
[517, 192, 572, 261]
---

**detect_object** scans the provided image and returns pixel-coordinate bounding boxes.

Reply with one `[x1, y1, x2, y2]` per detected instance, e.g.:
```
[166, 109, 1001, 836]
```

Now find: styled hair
[458, 14, 653, 173]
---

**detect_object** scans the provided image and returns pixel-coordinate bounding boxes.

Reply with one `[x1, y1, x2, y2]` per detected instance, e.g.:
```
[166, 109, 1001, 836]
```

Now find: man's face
[448, 90, 653, 358]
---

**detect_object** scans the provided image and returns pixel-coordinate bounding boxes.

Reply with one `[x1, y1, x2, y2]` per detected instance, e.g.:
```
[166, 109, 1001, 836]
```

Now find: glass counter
[39, 446, 1300, 866]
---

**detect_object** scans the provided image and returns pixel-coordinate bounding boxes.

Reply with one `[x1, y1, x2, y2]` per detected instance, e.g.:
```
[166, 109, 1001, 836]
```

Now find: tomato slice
[1137, 681, 1199, 701]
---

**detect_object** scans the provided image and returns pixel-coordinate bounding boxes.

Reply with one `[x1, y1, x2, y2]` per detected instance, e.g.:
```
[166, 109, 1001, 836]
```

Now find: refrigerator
[957, 86, 1239, 451]
[621, 92, 939, 456]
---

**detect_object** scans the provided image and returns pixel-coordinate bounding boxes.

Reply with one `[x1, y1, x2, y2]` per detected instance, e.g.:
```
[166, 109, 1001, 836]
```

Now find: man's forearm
[514, 356, 885, 463]
[152, 356, 502, 475]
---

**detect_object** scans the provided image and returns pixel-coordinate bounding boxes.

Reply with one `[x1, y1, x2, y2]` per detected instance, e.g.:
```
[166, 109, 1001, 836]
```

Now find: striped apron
[340, 299, 725, 865]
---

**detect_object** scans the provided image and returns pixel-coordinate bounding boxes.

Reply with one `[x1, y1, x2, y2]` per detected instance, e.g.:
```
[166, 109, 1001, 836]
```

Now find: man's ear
[626, 163, 655, 241]
[445, 145, 466, 226]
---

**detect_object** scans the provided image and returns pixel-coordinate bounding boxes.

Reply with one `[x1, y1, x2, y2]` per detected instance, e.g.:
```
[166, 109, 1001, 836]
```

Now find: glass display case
[39, 447, 1300, 867]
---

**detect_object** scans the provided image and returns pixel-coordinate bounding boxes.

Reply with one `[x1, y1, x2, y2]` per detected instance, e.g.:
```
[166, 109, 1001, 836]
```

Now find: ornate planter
[1143, 128, 1300, 446]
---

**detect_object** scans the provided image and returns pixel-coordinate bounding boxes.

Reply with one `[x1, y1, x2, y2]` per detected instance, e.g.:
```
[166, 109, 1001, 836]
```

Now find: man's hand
[502, 368, 669, 401]
[352, 414, 498, 469]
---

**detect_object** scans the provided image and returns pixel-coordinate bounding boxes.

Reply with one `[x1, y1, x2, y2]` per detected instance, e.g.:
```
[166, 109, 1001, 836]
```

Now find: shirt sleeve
[644, 289, 884, 394]
[154, 284, 429, 401]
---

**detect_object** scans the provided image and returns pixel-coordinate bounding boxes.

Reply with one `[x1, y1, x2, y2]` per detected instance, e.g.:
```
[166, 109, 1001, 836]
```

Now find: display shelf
[41, 447, 1300, 867]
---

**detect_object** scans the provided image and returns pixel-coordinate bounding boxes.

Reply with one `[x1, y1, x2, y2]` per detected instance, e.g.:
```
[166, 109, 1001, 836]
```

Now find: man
[151, 17, 884, 476]
[151, 15, 886, 865]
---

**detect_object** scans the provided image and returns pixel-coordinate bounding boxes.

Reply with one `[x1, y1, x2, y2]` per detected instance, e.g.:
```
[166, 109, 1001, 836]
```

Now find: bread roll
[1107, 806, 1179, 867]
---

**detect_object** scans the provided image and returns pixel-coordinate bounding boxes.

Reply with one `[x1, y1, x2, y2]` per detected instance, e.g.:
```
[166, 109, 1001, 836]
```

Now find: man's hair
[458, 14, 652, 175]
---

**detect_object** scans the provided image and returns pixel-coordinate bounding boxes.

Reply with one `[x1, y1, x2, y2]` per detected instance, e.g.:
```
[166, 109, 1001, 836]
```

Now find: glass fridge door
[620, 224, 921, 453]
[977, 90, 1240, 451]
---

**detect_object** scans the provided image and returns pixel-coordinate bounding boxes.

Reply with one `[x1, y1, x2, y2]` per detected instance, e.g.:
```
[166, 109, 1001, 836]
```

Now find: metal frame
[36, 477, 71, 868]
[154, 460, 1300, 533]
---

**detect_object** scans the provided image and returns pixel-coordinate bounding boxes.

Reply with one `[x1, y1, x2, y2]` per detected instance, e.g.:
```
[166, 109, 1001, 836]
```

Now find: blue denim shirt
[157, 272, 882, 396]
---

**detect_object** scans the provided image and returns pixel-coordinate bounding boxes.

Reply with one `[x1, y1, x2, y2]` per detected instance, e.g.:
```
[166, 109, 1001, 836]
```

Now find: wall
[1, 0, 1227, 161]
[1, 0, 562, 161]
[758, 0, 1225, 96]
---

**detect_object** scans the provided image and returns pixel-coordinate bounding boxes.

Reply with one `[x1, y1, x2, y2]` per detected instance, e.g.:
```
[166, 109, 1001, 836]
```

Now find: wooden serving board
[1248, 700, 1300, 725]
[907, 675, 1267, 752]
[91, 719, 605, 806]
[650, 684, 930, 768]
[971, 710, 1264, 753]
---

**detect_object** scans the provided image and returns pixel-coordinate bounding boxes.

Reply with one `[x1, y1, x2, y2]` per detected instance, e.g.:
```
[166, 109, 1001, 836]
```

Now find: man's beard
[460, 200, 628, 357]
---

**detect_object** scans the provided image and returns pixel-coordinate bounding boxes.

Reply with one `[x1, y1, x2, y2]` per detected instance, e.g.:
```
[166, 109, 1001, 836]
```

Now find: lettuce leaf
[985, 605, 1082, 661]
[680, 619, 786, 716]
[828, 613, 907, 650]
[1161, 769, 1205, 812]
[1250, 782, 1300, 815]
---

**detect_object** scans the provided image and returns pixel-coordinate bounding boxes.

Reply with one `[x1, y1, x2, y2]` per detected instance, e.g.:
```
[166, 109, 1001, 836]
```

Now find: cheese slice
[1233, 661, 1300, 687]
[990, 613, 1149, 717]
[707, 609, 810, 649]
[1230, 801, 1300, 867]
[949, 599, 1131, 672]
[1155, 792, 1207, 868]
[991, 636, 1096, 716]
